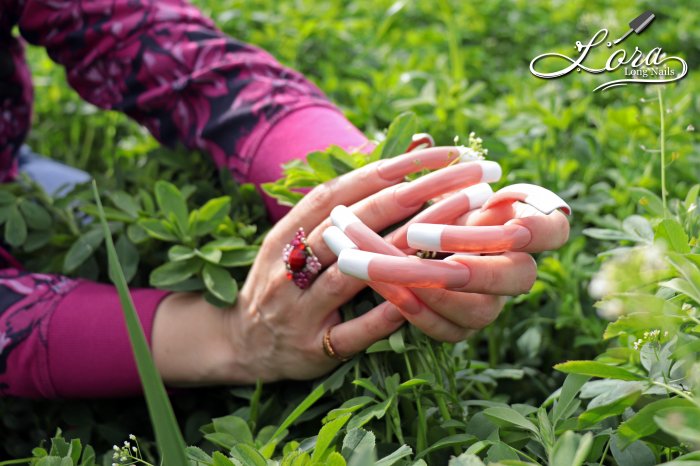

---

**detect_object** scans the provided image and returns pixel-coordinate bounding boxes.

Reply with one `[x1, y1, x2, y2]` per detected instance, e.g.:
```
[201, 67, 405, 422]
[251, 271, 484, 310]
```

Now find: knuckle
[469, 295, 505, 328]
[305, 181, 337, 212]
[323, 266, 353, 295]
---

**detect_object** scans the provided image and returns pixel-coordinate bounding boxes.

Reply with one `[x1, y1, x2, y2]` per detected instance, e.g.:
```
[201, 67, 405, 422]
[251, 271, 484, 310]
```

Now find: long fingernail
[390, 183, 494, 249]
[338, 249, 470, 288]
[322, 226, 358, 256]
[376, 147, 463, 181]
[371, 283, 422, 315]
[332, 205, 406, 256]
[481, 183, 572, 215]
[393, 161, 501, 208]
[407, 223, 532, 252]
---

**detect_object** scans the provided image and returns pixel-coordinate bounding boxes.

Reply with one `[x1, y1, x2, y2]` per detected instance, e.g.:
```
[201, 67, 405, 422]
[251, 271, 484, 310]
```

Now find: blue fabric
[17, 146, 91, 196]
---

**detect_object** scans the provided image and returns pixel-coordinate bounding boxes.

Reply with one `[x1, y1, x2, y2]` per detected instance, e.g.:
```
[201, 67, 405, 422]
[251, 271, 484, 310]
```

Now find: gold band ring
[322, 326, 352, 362]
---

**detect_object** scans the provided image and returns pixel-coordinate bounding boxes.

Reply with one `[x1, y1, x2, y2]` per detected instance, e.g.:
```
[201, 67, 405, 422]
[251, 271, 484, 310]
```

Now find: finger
[406, 223, 532, 253]
[322, 226, 420, 315]
[270, 146, 473, 247]
[325, 301, 404, 360]
[307, 160, 501, 266]
[504, 211, 570, 252]
[338, 249, 537, 295]
[415, 290, 507, 330]
[330, 301, 468, 358]
[387, 183, 494, 249]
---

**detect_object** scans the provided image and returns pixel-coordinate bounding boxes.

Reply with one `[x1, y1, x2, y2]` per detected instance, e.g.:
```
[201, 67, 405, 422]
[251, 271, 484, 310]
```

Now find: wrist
[152, 292, 244, 387]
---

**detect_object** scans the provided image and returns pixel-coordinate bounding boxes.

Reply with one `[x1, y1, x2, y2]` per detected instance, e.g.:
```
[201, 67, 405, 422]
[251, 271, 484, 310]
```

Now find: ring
[282, 228, 321, 289]
[322, 326, 351, 362]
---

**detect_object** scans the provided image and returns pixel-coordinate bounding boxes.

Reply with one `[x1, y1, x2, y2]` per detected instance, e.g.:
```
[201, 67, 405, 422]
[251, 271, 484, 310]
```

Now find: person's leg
[17, 146, 91, 196]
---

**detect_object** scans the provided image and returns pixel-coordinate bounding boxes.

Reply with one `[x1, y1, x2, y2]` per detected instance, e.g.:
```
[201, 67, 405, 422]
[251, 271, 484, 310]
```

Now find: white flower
[129, 434, 136, 440]
[597, 299, 624, 320]
[589, 274, 612, 298]
[687, 124, 695, 132]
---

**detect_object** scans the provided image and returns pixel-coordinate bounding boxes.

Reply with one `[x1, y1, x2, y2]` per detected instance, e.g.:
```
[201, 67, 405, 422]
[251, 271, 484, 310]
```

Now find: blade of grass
[92, 181, 188, 465]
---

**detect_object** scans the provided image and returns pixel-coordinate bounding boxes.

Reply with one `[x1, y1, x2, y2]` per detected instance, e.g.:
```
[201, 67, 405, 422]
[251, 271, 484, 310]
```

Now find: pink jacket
[0, 0, 367, 397]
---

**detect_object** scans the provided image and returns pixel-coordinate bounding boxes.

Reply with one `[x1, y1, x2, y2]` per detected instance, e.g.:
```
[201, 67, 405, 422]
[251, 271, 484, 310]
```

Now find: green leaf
[554, 360, 646, 381]
[618, 397, 695, 448]
[326, 452, 347, 466]
[229, 444, 267, 466]
[448, 453, 486, 466]
[630, 187, 665, 217]
[63, 229, 104, 273]
[186, 446, 213, 465]
[168, 245, 196, 262]
[416, 434, 476, 459]
[92, 182, 188, 466]
[202, 263, 237, 304]
[266, 361, 356, 449]
[610, 435, 655, 466]
[380, 112, 417, 159]
[375, 445, 412, 466]
[552, 374, 590, 426]
[347, 397, 393, 430]
[19, 200, 51, 229]
[23, 230, 52, 253]
[578, 386, 641, 428]
[191, 197, 231, 236]
[655, 407, 700, 444]
[205, 237, 247, 251]
[212, 415, 254, 445]
[219, 247, 259, 267]
[127, 223, 150, 244]
[0, 190, 16, 205]
[150, 259, 201, 287]
[388, 328, 406, 353]
[114, 235, 139, 283]
[139, 219, 178, 242]
[311, 413, 351, 463]
[551, 431, 592, 466]
[5, 205, 27, 247]
[483, 407, 538, 434]
[196, 245, 223, 264]
[109, 191, 140, 218]
[155, 181, 189, 235]
[211, 452, 236, 466]
[655, 219, 690, 253]
[341, 428, 376, 466]
[307, 151, 338, 182]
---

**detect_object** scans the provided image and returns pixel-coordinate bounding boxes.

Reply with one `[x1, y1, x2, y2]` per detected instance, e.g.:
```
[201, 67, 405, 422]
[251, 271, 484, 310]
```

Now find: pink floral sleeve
[15, 0, 341, 180]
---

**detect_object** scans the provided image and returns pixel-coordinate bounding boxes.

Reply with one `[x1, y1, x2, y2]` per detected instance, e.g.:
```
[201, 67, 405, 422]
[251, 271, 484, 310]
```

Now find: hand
[151, 147, 570, 386]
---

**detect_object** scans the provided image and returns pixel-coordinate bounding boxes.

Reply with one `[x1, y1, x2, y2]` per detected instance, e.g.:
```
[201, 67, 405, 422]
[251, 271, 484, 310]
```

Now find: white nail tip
[330, 205, 361, 231]
[479, 161, 502, 183]
[461, 183, 493, 209]
[322, 226, 358, 256]
[337, 249, 372, 280]
[495, 184, 572, 215]
[406, 224, 445, 251]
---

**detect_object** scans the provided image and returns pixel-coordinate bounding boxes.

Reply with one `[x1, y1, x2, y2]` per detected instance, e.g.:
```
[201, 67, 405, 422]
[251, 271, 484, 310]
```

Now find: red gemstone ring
[283, 228, 322, 289]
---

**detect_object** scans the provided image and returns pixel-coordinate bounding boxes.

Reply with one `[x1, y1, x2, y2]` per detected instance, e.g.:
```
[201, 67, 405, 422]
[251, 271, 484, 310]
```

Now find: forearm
[151, 292, 244, 386]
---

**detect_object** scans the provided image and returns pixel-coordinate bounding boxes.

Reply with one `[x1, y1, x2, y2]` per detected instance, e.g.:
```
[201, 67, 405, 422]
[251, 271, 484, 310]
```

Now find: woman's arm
[16, 0, 368, 217]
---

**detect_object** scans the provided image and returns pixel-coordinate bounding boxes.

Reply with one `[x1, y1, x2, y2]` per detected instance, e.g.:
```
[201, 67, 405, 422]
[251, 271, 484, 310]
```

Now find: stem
[0, 459, 33, 465]
[404, 352, 427, 453]
[598, 437, 611, 466]
[651, 381, 700, 408]
[657, 87, 667, 217]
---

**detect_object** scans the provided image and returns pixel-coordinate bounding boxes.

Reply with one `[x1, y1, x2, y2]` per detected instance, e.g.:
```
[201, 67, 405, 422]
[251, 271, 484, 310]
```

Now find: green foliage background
[1, 0, 699, 464]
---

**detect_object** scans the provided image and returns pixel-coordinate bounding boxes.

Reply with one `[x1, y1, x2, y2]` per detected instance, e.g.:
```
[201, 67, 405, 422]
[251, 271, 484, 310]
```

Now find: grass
[1, 0, 699, 464]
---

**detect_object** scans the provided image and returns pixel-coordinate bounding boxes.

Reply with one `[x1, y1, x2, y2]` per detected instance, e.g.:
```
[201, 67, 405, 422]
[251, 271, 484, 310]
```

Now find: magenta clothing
[0, 0, 368, 397]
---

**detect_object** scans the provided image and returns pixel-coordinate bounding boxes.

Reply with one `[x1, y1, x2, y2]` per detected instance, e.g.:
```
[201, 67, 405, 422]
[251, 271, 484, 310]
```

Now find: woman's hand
[151, 147, 570, 386]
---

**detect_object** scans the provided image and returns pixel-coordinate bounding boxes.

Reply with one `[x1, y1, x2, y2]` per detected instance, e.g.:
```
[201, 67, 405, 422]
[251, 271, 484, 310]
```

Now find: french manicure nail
[322, 226, 358, 256]
[407, 223, 533, 253]
[481, 183, 572, 215]
[338, 249, 470, 288]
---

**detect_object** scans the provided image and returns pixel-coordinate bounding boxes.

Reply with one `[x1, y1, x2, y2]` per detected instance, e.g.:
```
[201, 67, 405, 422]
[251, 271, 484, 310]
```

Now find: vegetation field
[1, 0, 699, 464]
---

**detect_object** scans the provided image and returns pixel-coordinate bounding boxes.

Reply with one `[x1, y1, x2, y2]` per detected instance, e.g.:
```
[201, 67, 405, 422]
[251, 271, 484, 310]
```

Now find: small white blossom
[687, 124, 695, 132]
[129, 434, 136, 440]
[597, 299, 624, 320]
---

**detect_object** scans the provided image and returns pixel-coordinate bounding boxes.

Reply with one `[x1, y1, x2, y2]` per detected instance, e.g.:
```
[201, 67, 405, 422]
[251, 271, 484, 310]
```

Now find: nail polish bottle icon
[613, 11, 656, 45]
